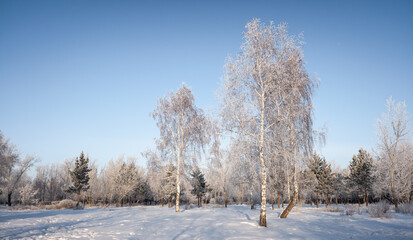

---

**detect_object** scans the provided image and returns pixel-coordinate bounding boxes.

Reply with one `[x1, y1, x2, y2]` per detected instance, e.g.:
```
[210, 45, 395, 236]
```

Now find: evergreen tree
[319, 158, 333, 207]
[349, 148, 374, 206]
[190, 167, 207, 207]
[66, 152, 91, 207]
[115, 161, 139, 206]
[161, 162, 176, 208]
[308, 153, 332, 207]
[331, 172, 348, 204]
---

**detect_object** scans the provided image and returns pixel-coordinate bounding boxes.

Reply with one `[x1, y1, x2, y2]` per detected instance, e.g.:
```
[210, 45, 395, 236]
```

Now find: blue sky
[1, 0, 412, 169]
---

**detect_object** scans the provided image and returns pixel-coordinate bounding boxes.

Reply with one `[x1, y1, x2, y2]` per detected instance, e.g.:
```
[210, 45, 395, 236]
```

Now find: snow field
[1, 204, 412, 239]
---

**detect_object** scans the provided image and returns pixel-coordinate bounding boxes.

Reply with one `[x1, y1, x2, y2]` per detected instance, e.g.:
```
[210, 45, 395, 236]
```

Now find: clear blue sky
[1, 0, 412, 169]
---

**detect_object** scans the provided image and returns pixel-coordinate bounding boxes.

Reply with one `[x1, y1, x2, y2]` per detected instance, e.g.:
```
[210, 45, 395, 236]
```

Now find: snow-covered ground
[1, 204, 412, 239]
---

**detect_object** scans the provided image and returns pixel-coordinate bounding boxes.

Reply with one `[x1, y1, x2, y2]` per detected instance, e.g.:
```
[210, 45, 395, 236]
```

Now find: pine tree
[161, 162, 177, 208]
[308, 153, 332, 207]
[318, 159, 333, 207]
[66, 151, 91, 207]
[190, 167, 207, 207]
[115, 161, 139, 206]
[349, 148, 374, 206]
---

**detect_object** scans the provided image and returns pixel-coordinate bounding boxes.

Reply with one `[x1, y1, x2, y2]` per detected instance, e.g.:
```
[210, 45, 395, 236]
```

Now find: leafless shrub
[395, 203, 413, 215]
[368, 201, 392, 218]
[325, 206, 344, 213]
[345, 209, 355, 216]
[9, 205, 39, 211]
[36, 199, 77, 210]
[57, 199, 77, 209]
[182, 204, 196, 210]
[340, 208, 355, 216]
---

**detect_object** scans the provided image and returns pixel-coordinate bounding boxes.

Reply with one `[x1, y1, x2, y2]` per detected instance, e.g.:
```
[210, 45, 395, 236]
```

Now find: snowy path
[1, 205, 412, 239]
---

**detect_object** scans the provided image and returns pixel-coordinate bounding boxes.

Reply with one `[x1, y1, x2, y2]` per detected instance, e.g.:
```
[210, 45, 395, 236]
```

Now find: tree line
[0, 19, 412, 228]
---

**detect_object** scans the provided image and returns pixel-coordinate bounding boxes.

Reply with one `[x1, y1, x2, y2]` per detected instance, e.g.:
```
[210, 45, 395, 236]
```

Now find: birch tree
[19, 182, 38, 205]
[220, 19, 315, 225]
[373, 139, 413, 204]
[143, 149, 165, 206]
[399, 141, 413, 203]
[152, 85, 209, 212]
[87, 161, 99, 206]
[220, 19, 279, 227]
[0, 131, 18, 186]
[279, 27, 315, 218]
[377, 97, 409, 207]
[3, 155, 37, 206]
[33, 164, 63, 203]
[115, 160, 140, 206]
[208, 127, 231, 207]
[0, 133, 37, 206]
[229, 141, 260, 208]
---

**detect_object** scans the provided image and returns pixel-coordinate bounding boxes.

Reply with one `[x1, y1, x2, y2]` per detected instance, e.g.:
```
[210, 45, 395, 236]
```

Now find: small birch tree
[152, 84, 209, 212]
[377, 97, 409, 207]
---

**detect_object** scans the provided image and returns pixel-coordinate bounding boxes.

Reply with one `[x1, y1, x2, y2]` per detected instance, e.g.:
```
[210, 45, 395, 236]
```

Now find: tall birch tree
[280, 40, 315, 217]
[220, 19, 279, 227]
[220, 19, 315, 225]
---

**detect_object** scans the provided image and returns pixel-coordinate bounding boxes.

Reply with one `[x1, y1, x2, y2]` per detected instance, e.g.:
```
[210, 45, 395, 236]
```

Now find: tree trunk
[409, 169, 413, 203]
[42, 183, 46, 202]
[310, 192, 313, 206]
[297, 192, 300, 204]
[280, 190, 298, 218]
[325, 193, 328, 208]
[391, 149, 398, 208]
[250, 190, 254, 209]
[224, 188, 227, 208]
[365, 188, 368, 207]
[316, 192, 319, 208]
[77, 192, 81, 207]
[259, 102, 267, 227]
[271, 189, 274, 210]
[176, 152, 181, 212]
[278, 192, 280, 208]
[281, 146, 299, 219]
[7, 192, 12, 206]
[363, 189, 366, 205]
[287, 172, 291, 203]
